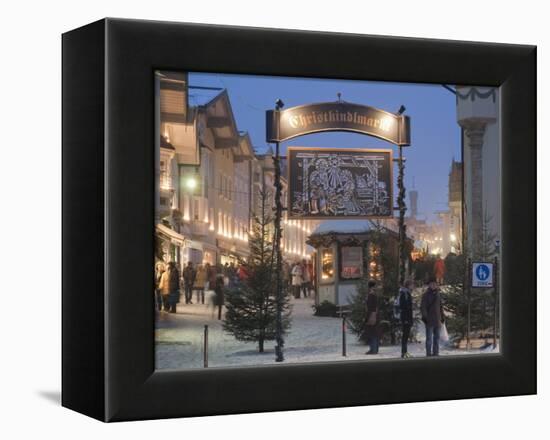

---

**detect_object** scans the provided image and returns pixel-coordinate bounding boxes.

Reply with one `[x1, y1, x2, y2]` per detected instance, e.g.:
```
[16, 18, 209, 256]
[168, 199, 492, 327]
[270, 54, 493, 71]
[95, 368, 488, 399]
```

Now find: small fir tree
[442, 210, 497, 345]
[348, 275, 373, 342]
[440, 252, 468, 344]
[470, 211, 498, 339]
[223, 190, 291, 352]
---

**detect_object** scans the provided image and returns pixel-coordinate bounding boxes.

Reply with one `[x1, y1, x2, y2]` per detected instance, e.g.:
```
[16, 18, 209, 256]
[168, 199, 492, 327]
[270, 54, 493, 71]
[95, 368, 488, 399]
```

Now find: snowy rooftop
[311, 220, 374, 235]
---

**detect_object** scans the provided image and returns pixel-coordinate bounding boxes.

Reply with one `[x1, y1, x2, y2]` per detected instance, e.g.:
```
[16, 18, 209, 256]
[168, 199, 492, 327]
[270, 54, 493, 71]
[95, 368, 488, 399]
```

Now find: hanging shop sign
[266, 102, 410, 146]
[287, 147, 393, 219]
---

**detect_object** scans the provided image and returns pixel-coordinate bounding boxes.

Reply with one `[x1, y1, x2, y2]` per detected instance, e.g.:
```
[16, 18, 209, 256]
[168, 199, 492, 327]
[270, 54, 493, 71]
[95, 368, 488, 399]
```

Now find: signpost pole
[467, 258, 471, 351]
[493, 256, 498, 349]
[203, 325, 208, 368]
[273, 101, 285, 363]
[342, 316, 347, 357]
[397, 145, 407, 286]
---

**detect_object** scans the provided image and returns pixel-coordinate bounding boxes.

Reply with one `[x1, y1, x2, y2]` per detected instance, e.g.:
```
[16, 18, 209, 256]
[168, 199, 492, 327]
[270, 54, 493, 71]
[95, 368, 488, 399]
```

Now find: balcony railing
[159, 173, 174, 191]
[190, 221, 209, 236]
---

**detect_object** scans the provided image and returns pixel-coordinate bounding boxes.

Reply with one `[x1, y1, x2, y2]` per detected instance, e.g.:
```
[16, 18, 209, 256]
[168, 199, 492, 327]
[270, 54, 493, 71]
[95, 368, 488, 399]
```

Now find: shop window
[321, 247, 334, 282]
[368, 243, 383, 280]
[340, 246, 363, 280]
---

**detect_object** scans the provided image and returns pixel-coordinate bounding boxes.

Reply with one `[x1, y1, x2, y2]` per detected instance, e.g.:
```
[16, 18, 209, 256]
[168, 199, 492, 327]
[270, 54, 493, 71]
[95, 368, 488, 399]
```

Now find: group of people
[155, 261, 223, 318]
[283, 259, 314, 299]
[156, 258, 315, 315]
[154, 260, 253, 319]
[363, 278, 446, 358]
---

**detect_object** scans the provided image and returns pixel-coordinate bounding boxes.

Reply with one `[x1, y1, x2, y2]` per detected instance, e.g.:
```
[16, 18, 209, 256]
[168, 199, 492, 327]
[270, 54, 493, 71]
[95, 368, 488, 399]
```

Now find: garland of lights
[456, 87, 496, 103]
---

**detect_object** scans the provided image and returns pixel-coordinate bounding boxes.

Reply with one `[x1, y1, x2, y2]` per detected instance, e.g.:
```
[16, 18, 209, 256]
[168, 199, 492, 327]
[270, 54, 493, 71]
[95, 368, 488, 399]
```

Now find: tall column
[456, 86, 497, 259]
[463, 122, 487, 258]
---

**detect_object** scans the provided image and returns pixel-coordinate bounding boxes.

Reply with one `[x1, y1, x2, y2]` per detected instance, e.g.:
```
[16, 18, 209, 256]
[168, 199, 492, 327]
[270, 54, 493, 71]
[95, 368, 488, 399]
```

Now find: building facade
[155, 71, 316, 269]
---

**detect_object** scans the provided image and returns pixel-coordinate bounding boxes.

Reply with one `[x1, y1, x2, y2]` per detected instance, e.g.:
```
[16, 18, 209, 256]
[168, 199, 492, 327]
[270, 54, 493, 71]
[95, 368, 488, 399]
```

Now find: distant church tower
[409, 177, 418, 219]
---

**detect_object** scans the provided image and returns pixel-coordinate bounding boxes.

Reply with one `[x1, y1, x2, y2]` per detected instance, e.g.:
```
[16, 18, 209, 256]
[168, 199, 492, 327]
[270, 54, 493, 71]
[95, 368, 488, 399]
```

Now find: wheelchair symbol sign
[472, 262, 494, 288]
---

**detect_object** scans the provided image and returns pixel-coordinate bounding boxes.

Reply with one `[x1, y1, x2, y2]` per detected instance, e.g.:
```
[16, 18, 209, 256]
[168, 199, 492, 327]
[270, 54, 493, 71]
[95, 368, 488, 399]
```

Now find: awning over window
[184, 239, 203, 251]
[156, 223, 185, 246]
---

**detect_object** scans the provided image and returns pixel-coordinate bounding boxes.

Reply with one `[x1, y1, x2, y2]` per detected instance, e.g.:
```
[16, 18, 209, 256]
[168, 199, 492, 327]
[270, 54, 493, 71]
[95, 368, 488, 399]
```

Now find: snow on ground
[155, 296, 499, 370]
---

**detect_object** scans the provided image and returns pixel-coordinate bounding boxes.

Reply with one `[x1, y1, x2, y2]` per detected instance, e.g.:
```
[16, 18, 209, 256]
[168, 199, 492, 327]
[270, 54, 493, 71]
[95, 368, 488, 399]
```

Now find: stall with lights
[307, 221, 412, 306]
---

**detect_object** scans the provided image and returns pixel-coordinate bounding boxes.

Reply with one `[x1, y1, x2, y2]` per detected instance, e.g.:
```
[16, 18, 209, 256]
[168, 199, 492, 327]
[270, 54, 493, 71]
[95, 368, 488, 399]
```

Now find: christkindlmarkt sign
[266, 102, 411, 145]
[287, 147, 393, 219]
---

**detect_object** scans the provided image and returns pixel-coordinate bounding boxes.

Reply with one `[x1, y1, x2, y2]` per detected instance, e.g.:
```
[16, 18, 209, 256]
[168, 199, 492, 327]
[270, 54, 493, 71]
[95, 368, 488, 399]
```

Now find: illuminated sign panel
[267, 102, 410, 145]
[287, 147, 393, 219]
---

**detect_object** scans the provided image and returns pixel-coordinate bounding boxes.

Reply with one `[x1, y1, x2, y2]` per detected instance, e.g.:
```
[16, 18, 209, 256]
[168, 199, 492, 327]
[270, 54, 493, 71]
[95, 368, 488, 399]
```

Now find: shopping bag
[440, 322, 449, 342]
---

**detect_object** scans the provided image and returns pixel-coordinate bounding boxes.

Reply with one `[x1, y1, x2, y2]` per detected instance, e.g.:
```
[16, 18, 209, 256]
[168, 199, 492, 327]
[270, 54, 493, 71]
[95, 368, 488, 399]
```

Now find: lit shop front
[307, 221, 410, 306]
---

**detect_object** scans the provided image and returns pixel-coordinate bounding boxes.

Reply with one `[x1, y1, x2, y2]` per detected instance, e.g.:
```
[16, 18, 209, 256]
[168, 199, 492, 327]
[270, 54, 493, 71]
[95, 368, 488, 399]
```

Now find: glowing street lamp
[185, 175, 198, 191]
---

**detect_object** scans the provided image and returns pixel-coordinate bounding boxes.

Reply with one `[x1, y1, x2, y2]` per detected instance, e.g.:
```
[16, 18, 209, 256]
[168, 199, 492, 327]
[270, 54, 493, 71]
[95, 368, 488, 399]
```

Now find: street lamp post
[395, 105, 408, 287]
[273, 100, 285, 363]
[397, 146, 407, 286]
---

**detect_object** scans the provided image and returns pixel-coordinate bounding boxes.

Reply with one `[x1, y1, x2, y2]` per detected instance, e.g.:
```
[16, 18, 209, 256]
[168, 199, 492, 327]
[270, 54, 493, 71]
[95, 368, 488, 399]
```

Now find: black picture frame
[62, 18, 536, 422]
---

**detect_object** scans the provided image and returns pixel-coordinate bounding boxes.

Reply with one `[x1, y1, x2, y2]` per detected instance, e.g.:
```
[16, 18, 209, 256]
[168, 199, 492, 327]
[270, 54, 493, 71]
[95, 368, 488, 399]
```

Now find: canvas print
[154, 70, 501, 370]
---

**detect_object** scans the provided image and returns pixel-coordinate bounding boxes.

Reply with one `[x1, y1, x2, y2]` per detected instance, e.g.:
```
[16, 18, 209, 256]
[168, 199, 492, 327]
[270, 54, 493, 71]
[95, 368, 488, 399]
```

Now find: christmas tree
[440, 252, 467, 344]
[223, 190, 291, 352]
[442, 210, 498, 346]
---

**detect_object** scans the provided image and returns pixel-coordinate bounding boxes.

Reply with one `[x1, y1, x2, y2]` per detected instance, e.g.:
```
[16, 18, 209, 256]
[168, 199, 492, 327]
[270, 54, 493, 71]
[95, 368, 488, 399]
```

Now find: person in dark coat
[420, 278, 445, 356]
[365, 280, 379, 355]
[207, 263, 218, 288]
[213, 273, 225, 320]
[182, 262, 196, 304]
[399, 279, 414, 358]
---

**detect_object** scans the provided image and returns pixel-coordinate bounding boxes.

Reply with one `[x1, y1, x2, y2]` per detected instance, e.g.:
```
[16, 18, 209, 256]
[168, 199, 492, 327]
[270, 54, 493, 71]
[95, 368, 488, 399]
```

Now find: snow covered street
[155, 296, 498, 370]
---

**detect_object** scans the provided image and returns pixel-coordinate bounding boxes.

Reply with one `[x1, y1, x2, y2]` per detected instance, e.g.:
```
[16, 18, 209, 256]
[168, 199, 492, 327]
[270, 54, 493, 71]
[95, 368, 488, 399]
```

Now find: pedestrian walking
[208, 264, 219, 289]
[222, 262, 230, 277]
[282, 261, 291, 294]
[434, 256, 446, 285]
[398, 279, 414, 358]
[155, 262, 165, 311]
[421, 278, 445, 356]
[213, 273, 225, 320]
[291, 262, 303, 299]
[301, 259, 311, 298]
[159, 261, 180, 313]
[237, 263, 250, 282]
[365, 280, 379, 355]
[194, 264, 207, 304]
[306, 260, 314, 294]
[182, 261, 196, 304]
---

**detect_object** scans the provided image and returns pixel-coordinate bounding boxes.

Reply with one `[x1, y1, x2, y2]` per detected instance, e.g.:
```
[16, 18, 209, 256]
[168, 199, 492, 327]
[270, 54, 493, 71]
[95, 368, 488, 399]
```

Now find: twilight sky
[189, 72, 461, 221]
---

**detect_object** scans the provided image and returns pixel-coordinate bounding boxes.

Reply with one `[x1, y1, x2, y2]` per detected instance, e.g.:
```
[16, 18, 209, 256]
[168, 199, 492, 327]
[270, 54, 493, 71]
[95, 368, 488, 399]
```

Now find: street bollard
[342, 316, 347, 357]
[204, 325, 208, 368]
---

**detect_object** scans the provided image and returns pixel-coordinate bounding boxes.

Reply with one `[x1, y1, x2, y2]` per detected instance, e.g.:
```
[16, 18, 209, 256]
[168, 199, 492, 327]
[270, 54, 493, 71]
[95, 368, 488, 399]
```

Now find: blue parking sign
[472, 262, 494, 288]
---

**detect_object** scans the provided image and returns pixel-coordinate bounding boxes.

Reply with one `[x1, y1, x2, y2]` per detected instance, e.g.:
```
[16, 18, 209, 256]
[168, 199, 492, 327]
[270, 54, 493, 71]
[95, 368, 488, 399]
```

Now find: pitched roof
[188, 88, 225, 108]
